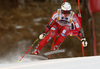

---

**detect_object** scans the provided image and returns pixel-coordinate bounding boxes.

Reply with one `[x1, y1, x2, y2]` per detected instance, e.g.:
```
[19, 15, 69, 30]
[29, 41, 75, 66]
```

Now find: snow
[33, 17, 49, 26]
[0, 56, 100, 69]
[16, 26, 24, 29]
[33, 17, 49, 22]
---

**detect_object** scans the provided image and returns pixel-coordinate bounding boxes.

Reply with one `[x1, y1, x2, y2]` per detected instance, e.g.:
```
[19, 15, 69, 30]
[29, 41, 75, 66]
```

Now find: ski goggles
[61, 10, 71, 14]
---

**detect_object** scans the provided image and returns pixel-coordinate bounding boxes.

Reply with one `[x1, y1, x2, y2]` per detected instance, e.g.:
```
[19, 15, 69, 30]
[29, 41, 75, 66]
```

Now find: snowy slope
[0, 56, 100, 69]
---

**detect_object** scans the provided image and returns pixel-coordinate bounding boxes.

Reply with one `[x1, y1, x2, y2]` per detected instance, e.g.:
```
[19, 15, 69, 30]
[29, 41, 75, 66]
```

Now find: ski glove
[39, 33, 46, 39]
[81, 38, 88, 47]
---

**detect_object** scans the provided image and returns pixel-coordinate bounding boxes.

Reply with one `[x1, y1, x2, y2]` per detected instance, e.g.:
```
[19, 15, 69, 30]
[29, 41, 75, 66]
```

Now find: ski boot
[52, 45, 59, 50]
[32, 45, 40, 55]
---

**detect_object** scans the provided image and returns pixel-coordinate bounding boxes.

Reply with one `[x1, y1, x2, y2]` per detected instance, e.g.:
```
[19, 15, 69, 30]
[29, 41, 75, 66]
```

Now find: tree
[0, 0, 18, 9]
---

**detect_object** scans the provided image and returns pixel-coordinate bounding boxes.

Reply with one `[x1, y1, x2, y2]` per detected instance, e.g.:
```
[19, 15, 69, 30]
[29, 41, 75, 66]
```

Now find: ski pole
[18, 39, 39, 62]
[64, 0, 66, 2]
[48, 36, 56, 59]
[77, 0, 85, 57]
[76, 35, 84, 57]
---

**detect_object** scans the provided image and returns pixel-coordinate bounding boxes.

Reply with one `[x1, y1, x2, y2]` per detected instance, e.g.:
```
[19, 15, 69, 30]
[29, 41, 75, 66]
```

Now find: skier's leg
[32, 25, 58, 54]
[52, 25, 70, 50]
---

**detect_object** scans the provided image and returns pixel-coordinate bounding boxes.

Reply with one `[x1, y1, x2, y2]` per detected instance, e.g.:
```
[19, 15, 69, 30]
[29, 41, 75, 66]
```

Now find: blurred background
[0, 0, 100, 62]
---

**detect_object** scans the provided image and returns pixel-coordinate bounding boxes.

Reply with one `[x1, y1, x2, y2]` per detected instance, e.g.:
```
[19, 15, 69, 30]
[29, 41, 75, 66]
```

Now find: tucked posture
[32, 2, 88, 55]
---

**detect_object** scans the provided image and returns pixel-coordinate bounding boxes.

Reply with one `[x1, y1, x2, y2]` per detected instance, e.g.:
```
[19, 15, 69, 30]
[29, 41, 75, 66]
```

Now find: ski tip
[18, 60, 20, 62]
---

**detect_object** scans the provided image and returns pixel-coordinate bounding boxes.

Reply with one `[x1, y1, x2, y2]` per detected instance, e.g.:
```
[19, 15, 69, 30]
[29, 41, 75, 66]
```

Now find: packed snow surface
[0, 56, 100, 69]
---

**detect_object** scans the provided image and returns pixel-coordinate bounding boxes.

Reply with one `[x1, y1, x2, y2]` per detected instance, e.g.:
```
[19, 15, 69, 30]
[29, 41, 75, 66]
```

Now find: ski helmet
[61, 2, 71, 11]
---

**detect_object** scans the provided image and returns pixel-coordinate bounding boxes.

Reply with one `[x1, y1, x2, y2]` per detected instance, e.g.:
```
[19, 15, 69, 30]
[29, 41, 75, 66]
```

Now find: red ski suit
[37, 9, 82, 51]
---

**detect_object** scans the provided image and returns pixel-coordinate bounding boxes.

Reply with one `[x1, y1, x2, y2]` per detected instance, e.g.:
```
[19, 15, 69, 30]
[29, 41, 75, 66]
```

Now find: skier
[32, 2, 88, 55]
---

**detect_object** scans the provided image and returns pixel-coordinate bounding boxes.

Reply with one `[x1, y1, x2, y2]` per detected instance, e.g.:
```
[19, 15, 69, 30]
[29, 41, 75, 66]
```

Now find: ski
[43, 49, 66, 56]
[25, 54, 48, 60]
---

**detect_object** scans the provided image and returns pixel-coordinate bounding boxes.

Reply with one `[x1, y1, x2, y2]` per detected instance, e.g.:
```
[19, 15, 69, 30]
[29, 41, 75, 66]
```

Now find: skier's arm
[73, 14, 85, 38]
[43, 11, 57, 33]
[73, 14, 88, 47]
[78, 27, 88, 47]
[78, 28, 85, 38]
[43, 19, 55, 33]
[39, 11, 57, 39]
[39, 19, 55, 39]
